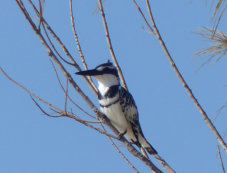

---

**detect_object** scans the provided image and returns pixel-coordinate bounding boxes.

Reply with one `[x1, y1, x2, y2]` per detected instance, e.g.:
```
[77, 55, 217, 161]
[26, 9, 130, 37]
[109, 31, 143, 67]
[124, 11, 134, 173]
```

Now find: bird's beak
[75, 69, 99, 76]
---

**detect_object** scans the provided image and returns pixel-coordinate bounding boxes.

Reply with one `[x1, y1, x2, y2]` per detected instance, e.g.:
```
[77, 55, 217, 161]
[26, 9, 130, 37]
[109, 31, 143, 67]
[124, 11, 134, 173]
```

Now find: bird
[76, 61, 157, 155]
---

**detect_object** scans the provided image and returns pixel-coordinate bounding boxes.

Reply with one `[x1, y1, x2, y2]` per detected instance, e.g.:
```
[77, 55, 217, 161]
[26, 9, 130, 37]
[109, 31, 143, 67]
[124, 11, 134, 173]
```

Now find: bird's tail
[138, 134, 157, 155]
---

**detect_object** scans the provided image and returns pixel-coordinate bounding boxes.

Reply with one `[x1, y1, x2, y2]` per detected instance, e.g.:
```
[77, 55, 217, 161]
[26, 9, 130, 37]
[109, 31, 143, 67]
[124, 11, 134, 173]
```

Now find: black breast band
[98, 85, 119, 100]
[98, 85, 120, 108]
[100, 98, 120, 108]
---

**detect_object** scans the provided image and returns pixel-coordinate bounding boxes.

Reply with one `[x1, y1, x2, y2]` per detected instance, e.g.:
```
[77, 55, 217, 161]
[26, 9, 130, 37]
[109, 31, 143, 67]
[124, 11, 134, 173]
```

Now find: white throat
[96, 74, 119, 96]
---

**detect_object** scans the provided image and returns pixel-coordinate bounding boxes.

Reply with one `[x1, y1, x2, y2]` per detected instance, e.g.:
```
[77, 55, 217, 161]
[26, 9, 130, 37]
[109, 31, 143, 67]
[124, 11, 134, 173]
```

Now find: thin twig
[132, 0, 154, 34]
[1, 65, 119, 139]
[144, 0, 227, 153]
[213, 102, 227, 122]
[50, 59, 96, 119]
[0, 66, 61, 112]
[98, 0, 128, 90]
[64, 79, 69, 113]
[69, 0, 98, 92]
[131, 2, 177, 172]
[81, 120, 103, 124]
[49, 107, 61, 114]
[27, 0, 98, 96]
[153, 154, 175, 173]
[18, 0, 98, 116]
[37, 0, 42, 31]
[217, 145, 226, 173]
[42, 22, 75, 66]
[31, 96, 62, 118]
[100, 123, 139, 173]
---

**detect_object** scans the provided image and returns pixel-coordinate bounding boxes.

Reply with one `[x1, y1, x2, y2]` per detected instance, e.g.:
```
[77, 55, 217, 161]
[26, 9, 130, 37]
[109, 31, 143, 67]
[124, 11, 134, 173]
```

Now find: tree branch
[69, 0, 98, 92]
[1, 62, 162, 172]
[217, 145, 226, 173]
[98, 0, 128, 90]
[143, 0, 227, 153]
[0, 65, 119, 139]
[27, 0, 98, 96]
[100, 123, 139, 173]
[132, 0, 154, 34]
[50, 59, 96, 119]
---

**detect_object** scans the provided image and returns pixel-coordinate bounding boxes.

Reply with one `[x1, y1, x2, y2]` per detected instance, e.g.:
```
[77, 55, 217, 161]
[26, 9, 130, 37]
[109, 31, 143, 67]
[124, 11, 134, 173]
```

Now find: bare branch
[80, 120, 103, 124]
[100, 123, 139, 173]
[31, 96, 62, 118]
[42, 22, 75, 66]
[67, 114, 119, 139]
[153, 154, 175, 173]
[64, 79, 69, 113]
[98, 0, 128, 90]
[16, 0, 38, 31]
[69, 0, 98, 92]
[213, 101, 227, 122]
[217, 145, 226, 173]
[37, 0, 43, 31]
[17, 0, 98, 117]
[50, 59, 96, 119]
[27, 0, 98, 96]
[1, 65, 121, 140]
[224, 130, 227, 139]
[0, 66, 61, 112]
[136, 0, 227, 153]
[132, 0, 154, 34]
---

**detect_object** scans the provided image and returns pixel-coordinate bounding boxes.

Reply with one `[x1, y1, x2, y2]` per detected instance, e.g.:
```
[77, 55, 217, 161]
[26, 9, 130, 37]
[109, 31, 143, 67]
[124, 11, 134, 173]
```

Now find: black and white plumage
[76, 61, 157, 155]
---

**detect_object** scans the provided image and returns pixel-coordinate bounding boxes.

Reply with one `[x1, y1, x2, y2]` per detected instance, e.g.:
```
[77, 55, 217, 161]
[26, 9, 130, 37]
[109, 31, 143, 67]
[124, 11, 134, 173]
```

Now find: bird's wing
[119, 87, 143, 144]
[119, 87, 157, 155]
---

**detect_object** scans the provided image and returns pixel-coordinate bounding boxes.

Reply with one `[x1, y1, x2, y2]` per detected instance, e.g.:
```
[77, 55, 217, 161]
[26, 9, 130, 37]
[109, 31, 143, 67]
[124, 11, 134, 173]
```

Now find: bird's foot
[117, 129, 127, 140]
[129, 140, 138, 145]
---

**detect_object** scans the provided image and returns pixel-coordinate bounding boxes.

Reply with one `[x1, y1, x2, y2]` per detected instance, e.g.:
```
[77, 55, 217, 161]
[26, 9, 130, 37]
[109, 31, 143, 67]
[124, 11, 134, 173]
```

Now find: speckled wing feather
[119, 86, 157, 155]
[119, 87, 142, 143]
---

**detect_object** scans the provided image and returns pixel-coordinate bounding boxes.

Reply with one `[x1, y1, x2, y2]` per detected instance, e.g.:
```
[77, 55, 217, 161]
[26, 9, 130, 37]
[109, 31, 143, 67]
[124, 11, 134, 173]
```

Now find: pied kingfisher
[76, 61, 157, 155]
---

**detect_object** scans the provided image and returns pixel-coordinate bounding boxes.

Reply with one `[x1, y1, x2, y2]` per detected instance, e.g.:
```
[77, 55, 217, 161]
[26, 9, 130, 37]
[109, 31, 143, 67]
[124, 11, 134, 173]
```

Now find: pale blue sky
[1, 1, 227, 173]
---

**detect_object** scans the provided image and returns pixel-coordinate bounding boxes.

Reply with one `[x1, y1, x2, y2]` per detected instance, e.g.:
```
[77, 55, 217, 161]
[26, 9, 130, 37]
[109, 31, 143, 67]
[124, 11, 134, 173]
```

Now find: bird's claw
[117, 129, 127, 140]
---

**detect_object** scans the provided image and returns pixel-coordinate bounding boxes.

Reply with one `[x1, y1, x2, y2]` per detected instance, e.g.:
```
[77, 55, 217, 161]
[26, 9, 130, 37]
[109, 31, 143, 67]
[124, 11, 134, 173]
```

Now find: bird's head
[76, 61, 120, 87]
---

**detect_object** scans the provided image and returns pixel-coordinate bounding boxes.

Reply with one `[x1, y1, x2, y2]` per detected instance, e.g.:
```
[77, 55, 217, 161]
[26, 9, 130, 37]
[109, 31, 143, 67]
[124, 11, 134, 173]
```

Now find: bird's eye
[103, 67, 108, 71]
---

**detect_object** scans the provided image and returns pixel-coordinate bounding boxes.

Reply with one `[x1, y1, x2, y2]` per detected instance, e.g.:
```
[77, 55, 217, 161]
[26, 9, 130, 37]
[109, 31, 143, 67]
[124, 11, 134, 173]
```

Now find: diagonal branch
[100, 121, 139, 173]
[98, 0, 128, 90]
[69, 0, 98, 92]
[50, 59, 96, 119]
[31, 96, 62, 118]
[153, 154, 175, 173]
[132, 0, 154, 34]
[64, 79, 69, 112]
[37, 0, 43, 31]
[143, 0, 227, 153]
[27, 0, 98, 96]
[217, 145, 226, 173]
[42, 22, 75, 66]
[16, 0, 98, 114]
[0, 65, 118, 139]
